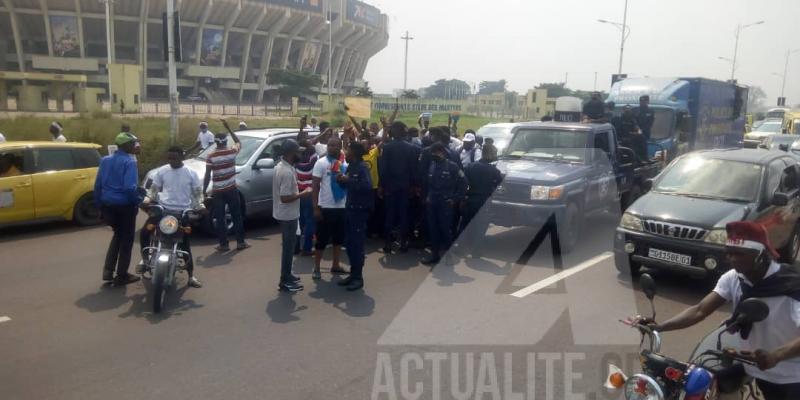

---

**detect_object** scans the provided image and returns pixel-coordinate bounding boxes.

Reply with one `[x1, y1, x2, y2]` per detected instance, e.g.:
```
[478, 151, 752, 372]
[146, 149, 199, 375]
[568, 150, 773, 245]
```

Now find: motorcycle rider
[138, 146, 205, 288]
[630, 221, 800, 399]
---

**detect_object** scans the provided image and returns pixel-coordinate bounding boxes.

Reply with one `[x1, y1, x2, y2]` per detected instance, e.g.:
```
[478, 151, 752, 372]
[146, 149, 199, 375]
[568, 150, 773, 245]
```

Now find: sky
[363, 0, 800, 107]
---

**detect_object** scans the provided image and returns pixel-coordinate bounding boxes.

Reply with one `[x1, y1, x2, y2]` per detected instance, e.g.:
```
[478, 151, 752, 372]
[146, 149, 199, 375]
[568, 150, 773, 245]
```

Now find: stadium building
[0, 0, 388, 112]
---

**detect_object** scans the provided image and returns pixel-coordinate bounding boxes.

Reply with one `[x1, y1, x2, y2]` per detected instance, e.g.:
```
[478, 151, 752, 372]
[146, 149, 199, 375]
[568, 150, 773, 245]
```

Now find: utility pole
[327, 2, 333, 107]
[594, 71, 598, 91]
[618, 0, 628, 75]
[101, 0, 113, 110]
[166, 0, 179, 144]
[401, 31, 413, 91]
[779, 49, 800, 98]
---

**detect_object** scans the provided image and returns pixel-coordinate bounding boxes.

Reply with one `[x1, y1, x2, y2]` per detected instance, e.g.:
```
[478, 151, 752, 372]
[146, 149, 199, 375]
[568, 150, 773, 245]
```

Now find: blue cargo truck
[606, 77, 749, 160]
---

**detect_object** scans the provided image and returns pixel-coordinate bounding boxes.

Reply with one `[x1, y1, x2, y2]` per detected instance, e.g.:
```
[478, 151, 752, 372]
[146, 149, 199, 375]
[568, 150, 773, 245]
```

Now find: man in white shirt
[50, 122, 67, 142]
[138, 146, 205, 288]
[311, 137, 348, 280]
[273, 139, 312, 292]
[630, 221, 800, 399]
[459, 133, 482, 167]
[305, 117, 319, 131]
[188, 122, 215, 153]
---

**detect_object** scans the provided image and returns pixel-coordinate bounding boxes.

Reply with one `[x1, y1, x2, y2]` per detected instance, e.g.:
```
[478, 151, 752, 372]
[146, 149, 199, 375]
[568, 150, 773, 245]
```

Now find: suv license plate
[648, 248, 692, 266]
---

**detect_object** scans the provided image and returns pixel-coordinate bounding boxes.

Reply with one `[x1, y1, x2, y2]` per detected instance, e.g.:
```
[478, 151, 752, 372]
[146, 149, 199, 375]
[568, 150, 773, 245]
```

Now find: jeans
[102, 205, 138, 277]
[426, 198, 455, 258]
[757, 379, 800, 399]
[279, 219, 298, 283]
[384, 188, 410, 243]
[212, 189, 245, 247]
[346, 209, 369, 279]
[298, 197, 315, 253]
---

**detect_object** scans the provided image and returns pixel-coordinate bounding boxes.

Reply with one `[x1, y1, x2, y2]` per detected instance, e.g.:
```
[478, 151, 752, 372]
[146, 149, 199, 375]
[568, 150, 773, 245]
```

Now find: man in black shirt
[379, 122, 418, 253]
[634, 95, 655, 141]
[582, 92, 606, 121]
[459, 144, 503, 258]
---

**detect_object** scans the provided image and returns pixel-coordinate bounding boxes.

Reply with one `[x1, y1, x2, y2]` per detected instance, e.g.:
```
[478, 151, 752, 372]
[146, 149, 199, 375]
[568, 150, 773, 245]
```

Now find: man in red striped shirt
[203, 120, 249, 252]
[295, 117, 324, 256]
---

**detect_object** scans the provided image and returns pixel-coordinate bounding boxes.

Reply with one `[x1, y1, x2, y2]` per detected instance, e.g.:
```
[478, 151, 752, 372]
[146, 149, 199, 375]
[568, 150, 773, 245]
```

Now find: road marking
[0, 316, 10, 324]
[510, 252, 614, 298]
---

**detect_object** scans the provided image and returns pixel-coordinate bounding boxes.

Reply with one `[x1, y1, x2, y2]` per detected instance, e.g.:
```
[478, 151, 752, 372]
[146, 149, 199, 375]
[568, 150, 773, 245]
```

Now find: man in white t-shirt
[629, 221, 800, 399]
[459, 133, 482, 167]
[50, 121, 67, 142]
[311, 137, 348, 280]
[138, 146, 205, 288]
[188, 122, 215, 154]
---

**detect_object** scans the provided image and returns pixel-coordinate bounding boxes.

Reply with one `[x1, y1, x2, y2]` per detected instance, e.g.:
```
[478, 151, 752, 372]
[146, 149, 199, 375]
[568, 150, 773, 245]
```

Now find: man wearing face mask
[311, 137, 348, 279]
[422, 143, 468, 266]
[187, 122, 215, 154]
[203, 120, 249, 252]
[138, 146, 204, 288]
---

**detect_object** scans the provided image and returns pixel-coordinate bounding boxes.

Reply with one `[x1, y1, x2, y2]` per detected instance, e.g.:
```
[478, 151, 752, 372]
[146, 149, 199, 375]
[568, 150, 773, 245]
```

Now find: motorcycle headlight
[704, 229, 726, 245]
[159, 215, 179, 235]
[623, 374, 665, 400]
[530, 185, 564, 200]
[620, 212, 643, 231]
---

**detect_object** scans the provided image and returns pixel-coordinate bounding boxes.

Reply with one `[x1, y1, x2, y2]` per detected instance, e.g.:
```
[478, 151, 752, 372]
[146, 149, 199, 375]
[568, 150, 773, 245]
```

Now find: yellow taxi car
[0, 141, 102, 227]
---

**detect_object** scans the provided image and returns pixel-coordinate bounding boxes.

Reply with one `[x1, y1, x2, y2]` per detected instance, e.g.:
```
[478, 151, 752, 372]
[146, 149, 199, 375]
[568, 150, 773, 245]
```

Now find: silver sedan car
[144, 128, 319, 232]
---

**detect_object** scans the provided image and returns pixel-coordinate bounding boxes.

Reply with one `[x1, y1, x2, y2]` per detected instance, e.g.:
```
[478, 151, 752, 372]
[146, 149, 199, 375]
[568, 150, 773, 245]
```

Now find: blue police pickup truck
[490, 121, 662, 252]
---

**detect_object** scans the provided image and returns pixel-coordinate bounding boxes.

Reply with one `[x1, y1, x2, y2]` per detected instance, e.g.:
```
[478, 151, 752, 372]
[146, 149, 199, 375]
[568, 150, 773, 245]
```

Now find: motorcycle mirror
[640, 273, 657, 300]
[736, 298, 770, 324]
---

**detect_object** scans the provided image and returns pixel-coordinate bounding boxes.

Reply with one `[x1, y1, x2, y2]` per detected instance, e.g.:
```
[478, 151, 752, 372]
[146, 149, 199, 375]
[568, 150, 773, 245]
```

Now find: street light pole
[729, 20, 764, 81]
[779, 49, 800, 98]
[401, 31, 414, 91]
[101, 0, 113, 110]
[327, 2, 333, 108]
[618, 0, 628, 75]
[166, 0, 178, 144]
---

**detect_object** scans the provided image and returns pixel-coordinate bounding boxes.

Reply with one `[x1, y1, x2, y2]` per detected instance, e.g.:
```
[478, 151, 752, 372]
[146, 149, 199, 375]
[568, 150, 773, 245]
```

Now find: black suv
[615, 149, 800, 278]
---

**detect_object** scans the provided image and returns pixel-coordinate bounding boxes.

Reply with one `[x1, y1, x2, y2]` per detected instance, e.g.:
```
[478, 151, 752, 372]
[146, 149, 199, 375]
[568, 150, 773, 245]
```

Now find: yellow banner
[344, 96, 372, 120]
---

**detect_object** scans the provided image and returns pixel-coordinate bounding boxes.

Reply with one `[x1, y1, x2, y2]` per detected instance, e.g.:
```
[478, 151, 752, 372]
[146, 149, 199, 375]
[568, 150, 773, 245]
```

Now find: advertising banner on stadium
[200, 29, 224, 66]
[266, 0, 322, 12]
[346, 0, 380, 27]
[300, 43, 320, 72]
[50, 16, 80, 57]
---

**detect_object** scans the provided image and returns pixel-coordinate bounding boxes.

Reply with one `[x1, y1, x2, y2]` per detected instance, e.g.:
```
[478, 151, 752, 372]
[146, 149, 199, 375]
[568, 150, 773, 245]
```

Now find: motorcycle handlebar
[620, 320, 662, 353]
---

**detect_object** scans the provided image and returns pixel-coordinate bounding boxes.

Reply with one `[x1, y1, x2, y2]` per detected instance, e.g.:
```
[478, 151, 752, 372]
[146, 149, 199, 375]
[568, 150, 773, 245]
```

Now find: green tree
[747, 86, 767, 112]
[266, 69, 322, 102]
[423, 79, 471, 99]
[401, 90, 420, 99]
[478, 80, 507, 95]
[535, 82, 572, 98]
[354, 83, 373, 97]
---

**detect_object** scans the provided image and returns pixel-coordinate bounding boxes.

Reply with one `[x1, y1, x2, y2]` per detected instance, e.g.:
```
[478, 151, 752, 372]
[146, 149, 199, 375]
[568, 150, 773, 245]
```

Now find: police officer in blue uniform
[379, 121, 418, 253]
[459, 144, 503, 258]
[422, 143, 468, 266]
[335, 142, 374, 291]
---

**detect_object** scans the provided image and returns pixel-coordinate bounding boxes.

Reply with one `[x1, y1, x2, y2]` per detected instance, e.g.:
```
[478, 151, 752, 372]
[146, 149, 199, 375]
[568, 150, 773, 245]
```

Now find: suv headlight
[159, 215, 179, 235]
[530, 185, 565, 200]
[620, 212, 643, 231]
[704, 229, 727, 245]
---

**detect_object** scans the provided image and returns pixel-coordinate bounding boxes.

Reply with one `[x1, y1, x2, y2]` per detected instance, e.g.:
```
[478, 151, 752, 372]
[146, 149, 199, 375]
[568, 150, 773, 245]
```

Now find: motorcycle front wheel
[151, 256, 169, 313]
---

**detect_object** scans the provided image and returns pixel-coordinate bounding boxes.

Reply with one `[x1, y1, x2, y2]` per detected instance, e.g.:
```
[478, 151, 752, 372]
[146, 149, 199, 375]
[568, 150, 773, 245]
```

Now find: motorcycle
[606, 273, 769, 400]
[141, 205, 199, 313]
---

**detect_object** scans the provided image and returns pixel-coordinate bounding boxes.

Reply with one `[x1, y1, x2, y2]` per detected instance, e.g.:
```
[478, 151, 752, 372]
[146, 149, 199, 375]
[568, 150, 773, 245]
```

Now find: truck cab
[490, 121, 661, 253]
[607, 77, 748, 161]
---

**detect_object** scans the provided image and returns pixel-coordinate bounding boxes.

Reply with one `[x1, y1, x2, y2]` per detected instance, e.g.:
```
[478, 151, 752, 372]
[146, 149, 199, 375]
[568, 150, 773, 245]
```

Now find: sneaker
[236, 242, 251, 251]
[421, 255, 440, 266]
[346, 279, 364, 291]
[289, 275, 302, 283]
[311, 269, 322, 280]
[215, 244, 230, 252]
[112, 273, 141, 286]
[187, 276, 203, 288]
[135, 261, 147, 275]
[278, 281, 304, 292]
[337, 276, 354, 286]
[102, 269, 114, 282]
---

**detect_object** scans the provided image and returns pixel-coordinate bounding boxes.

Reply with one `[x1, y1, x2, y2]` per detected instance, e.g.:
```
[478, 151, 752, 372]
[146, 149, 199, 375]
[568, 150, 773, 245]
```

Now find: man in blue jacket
[422, 143, 468, 266]
[336, 142, 374, 291]
[95, 132, 143, 286]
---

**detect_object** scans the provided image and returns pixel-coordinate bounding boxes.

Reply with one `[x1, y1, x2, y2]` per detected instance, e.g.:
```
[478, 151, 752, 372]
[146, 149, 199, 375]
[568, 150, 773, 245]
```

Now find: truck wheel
[621, 185, 643, 212]
[778, 225, 800, 264]
[557, 203, 581, 254]
[73, 193, 101, 226]
[614, 253, 641, 276]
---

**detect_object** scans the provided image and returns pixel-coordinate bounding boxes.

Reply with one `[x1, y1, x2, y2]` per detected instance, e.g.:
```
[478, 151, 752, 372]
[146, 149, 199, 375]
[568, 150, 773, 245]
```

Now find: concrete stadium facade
[0, 0, 388, 110]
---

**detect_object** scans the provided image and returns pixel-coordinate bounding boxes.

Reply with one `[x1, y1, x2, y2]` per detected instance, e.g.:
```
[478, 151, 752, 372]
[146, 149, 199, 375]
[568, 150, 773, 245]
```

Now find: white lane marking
[0, 316, 10, 324]
[510, 252, 614, 298]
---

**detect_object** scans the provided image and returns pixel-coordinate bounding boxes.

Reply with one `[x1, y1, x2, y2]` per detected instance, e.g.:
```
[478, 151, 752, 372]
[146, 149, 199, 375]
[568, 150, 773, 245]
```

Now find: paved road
[0, 212, 733, 400]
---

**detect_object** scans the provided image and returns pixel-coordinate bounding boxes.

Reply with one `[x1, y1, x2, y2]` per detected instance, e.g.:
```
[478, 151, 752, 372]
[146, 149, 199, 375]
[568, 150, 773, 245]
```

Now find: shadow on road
[308, 277, 375, 318]
[74, 283, 132, 312]
[265, 293, 308, 323]
[0, 222, 103, 243]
